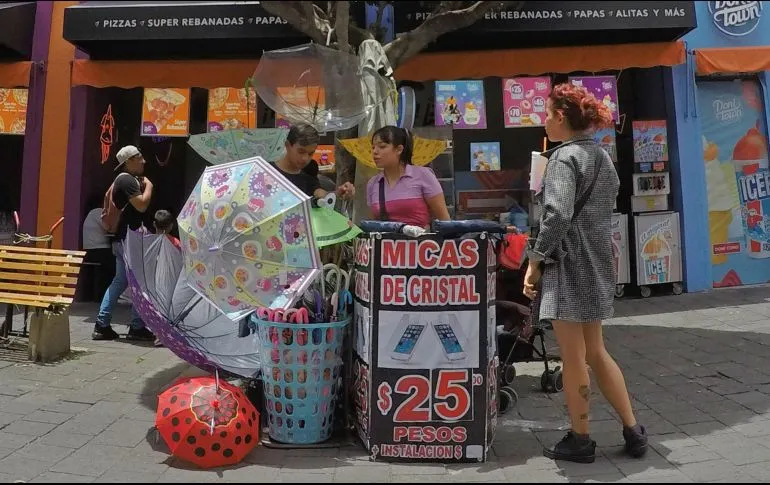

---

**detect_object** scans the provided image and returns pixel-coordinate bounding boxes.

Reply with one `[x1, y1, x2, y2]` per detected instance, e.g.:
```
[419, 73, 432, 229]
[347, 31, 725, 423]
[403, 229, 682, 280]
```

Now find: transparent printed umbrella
[252, 43, 394, 132]
[177, 157, 322, 320]
[187, 128, 288, 166]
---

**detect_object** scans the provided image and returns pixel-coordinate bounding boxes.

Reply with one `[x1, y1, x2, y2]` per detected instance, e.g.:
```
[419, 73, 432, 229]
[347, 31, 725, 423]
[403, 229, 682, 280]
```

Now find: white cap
[115, 145, 141, 171]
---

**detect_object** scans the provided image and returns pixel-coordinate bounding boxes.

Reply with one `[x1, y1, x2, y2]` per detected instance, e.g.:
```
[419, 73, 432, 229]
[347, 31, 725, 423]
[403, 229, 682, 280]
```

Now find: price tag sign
[353, 233, 497, 463]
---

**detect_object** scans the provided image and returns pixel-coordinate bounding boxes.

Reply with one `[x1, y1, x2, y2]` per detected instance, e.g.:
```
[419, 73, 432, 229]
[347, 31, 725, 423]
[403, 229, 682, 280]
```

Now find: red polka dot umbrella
[156, 375, 259, 468]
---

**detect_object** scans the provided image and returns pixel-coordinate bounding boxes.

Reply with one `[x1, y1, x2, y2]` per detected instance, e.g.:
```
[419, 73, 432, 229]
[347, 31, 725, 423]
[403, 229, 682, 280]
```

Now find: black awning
[395, 1, 697, 52]
[0, 2, 37, 60]
[62, 1, 311, 59]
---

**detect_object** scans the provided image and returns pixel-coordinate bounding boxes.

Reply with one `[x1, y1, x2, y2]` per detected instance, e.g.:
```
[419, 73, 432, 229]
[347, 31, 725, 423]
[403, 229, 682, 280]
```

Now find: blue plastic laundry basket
[252, 315, 350, 445]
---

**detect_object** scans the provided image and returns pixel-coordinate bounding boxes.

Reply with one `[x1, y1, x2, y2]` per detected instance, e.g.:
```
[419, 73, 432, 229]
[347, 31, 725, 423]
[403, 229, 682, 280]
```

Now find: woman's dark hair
[549, 83, 613, 131]
[286, 124, 320, 147]
[372, 126, 413, 165]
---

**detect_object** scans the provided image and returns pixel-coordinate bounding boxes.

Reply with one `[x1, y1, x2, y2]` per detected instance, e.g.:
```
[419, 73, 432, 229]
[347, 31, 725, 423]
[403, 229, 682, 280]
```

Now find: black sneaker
[543, 431, 596, 463]
[92, 325, 119, 341]
[623, 424, 648, 458]
[126, 327, 155, 341]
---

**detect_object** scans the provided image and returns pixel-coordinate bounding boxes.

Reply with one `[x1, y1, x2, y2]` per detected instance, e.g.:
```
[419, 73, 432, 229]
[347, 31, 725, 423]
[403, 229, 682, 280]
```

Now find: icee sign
[708, 1, 764, 37]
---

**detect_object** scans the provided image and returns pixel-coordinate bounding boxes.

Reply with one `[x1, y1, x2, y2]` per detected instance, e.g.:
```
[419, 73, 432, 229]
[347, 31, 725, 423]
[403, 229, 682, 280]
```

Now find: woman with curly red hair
[524, 83, 647, 463]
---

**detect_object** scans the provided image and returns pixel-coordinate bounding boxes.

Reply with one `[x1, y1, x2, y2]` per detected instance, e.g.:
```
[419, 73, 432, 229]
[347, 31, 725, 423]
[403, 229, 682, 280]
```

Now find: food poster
[207, 88, 257, 132]
[697, 79, 770, 288]
[435, 81, 487, 129]
[568, 76, 619, 122]
[274, 86, 326, 128]
[470, 142, 500, 172]
[0, 89, 27, 135]
[313, 145, 335, 173]
[502, 77, 550, 128]
[360, 233, 493, 463]
[635, 212, 682, 286]
[633, 120, 668, 164]
[141, 88, 190, 137]
[593, 127, 617, 164]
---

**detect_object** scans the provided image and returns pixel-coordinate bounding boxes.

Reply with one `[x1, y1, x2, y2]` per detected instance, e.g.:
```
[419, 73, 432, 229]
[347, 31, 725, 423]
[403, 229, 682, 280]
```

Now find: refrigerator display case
[611, 213, 631, 298]
[633, 211, 683, 298]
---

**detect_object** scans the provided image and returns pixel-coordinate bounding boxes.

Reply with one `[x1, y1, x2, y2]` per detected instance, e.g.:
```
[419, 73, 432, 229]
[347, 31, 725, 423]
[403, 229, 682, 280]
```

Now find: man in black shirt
[93, 145, 155, 341]
[273, 124, 355, 200]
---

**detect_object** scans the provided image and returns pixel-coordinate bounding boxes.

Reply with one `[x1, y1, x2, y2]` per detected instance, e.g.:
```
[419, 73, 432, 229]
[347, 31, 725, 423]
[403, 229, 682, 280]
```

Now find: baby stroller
[494, 236, 563, 415]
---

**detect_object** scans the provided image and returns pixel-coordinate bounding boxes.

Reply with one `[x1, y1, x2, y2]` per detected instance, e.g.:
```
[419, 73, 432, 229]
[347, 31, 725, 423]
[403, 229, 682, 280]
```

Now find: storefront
[385, 1, 696, 296]
[0, 1, 46, 240]
[671, 1, 770, 291]
[59, 1, 327, 251]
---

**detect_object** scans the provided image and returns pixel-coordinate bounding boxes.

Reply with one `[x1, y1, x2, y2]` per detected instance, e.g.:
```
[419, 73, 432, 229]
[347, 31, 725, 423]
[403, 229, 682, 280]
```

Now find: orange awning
[695, 46, 770, 75]
[0, 61, 32, 87]
[71, 59, 258, 89]
[395, 41, 686, 81]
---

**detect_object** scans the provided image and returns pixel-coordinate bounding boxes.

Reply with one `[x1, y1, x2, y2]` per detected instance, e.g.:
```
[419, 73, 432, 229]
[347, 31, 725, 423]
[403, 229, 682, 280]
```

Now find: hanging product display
[0, 88, 27, 135]
[207, 87, 257, 132]
[435, 80, 487, 129]
[502, 77, 550, 128]
[141, 88, 190, 137]
[313, 145, 335, 173]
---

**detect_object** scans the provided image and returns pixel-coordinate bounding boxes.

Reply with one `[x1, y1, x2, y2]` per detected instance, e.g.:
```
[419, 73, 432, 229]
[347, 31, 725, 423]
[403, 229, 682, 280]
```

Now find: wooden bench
[0, 245, 85, 361]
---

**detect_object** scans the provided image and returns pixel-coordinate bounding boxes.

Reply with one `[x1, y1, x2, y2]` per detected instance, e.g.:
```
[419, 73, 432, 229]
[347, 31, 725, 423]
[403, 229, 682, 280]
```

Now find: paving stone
[30, 472, 97, 483]
[2, 420, 58, 437]
[37, 430, 93, 449]
[12, 442, 76, 463]
[97, 470, 165, 483]
[24, 410, 75, 425]
[0, 454, 56, 481]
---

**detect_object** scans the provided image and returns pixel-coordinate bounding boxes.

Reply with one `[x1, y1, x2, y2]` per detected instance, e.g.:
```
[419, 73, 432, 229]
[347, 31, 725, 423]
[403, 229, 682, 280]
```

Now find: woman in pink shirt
[366, 126, 451, 228]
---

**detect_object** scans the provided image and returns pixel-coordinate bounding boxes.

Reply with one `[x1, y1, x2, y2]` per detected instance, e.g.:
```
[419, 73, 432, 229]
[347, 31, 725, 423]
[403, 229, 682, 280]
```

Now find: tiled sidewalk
[2, 286, 770, 482]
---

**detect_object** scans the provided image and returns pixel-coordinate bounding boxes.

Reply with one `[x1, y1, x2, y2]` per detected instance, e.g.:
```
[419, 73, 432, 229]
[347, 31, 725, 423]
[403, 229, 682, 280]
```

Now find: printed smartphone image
[390, 322, 426, 361]
[433, 321, 466, 361]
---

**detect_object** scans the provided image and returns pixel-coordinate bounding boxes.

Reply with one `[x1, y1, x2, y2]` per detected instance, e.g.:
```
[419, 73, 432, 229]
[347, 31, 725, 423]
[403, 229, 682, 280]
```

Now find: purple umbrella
[124, 229, 261, 378]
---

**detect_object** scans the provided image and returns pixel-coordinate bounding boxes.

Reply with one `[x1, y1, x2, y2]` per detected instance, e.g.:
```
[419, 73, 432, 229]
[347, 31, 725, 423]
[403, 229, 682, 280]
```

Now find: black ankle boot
[623, 424, 648, 458]
[543, 431, 596, 463]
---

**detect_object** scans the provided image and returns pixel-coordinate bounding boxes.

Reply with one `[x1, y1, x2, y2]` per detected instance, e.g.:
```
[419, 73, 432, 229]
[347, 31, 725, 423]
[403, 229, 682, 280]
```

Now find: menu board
[141, 88, 190, 137]
[502, 77, 550, 128]
[435, 81, 487, 129]
[568, 76, 619, 122]
[207, 88, 257, 132]
[0, 89, 28, 135]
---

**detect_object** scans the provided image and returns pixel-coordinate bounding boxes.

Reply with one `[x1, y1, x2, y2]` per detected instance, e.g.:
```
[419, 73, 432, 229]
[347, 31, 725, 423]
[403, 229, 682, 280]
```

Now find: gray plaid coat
[529, 136, 619, 323]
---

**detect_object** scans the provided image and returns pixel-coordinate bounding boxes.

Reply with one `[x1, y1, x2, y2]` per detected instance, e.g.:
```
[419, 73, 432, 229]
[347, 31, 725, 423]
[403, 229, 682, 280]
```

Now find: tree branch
[385, 1, 524, 69]
[335, 2, 352, 53]
[260, 1, 330, 45]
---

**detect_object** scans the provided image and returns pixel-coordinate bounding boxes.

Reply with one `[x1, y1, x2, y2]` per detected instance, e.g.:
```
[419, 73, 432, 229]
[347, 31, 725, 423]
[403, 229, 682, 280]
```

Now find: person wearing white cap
[92, 145, 155, 341]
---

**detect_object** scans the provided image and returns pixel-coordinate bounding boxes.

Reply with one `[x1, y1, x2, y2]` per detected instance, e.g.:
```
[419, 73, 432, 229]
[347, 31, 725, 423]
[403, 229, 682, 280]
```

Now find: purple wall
[62, 48, 90, 250]
[19, 1, 53, 236]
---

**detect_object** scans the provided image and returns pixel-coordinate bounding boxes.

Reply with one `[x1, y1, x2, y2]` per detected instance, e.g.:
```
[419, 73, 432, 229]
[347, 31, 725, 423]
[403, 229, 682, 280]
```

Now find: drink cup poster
[568, 76, 619, 122]
[0, 89, 27, 135]
[502, 77, 550, 128]
[435, 81, 487, 129]
[470, 142, 500, 172]
[141, 88, 190, 137]
[359, 233, 495, 463]
[697, 79, 770, 288]
[633, 120, 668, 163]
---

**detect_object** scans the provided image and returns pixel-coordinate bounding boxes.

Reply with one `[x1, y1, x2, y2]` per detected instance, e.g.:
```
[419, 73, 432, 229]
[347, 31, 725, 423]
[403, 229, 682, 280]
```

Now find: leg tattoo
[579, 385, 590, 402]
